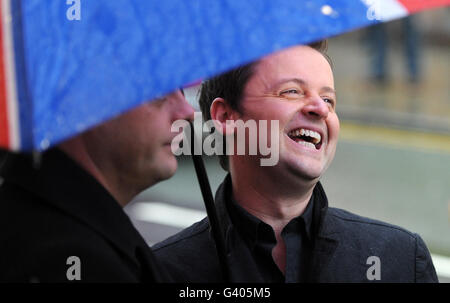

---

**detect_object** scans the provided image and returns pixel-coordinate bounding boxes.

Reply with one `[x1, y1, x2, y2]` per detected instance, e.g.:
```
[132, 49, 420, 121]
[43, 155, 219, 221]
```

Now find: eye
[322, 97, 335, 107]
[280, 89, 303, 96]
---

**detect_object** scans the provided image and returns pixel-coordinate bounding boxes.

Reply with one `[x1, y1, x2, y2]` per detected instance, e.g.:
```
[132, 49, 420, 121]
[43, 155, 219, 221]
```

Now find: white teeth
[309, 130, 321, 143]
[289, 128, 322, 144]
[298, 140, 316, 149]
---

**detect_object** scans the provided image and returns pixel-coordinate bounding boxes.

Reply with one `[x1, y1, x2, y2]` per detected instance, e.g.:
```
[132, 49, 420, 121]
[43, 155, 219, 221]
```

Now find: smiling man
[153, 41, 438, 283]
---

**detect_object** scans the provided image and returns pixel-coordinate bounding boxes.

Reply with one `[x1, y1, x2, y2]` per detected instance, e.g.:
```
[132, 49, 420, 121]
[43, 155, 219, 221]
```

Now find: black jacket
[0, 149, 168, 282]
[153, 175, 438, 283]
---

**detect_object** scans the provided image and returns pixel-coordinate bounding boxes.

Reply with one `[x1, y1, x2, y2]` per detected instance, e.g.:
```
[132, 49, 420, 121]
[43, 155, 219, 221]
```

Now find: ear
[210, 97, 237, 136]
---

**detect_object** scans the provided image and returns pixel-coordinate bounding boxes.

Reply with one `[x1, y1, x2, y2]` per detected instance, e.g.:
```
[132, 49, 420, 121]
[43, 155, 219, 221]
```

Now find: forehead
[247, 45, 334, 91]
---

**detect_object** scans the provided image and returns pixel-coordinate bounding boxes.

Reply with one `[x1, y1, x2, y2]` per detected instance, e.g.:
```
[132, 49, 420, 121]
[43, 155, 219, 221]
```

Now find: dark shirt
[227, 191, 314, 283]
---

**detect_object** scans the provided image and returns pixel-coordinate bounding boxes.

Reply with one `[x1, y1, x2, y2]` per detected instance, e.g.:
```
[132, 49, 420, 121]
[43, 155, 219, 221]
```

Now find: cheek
[134, 108, 168, 138]
[244, 105, 291, 128]
[327, 114, 340, 142]
[117, 118, 163, 159]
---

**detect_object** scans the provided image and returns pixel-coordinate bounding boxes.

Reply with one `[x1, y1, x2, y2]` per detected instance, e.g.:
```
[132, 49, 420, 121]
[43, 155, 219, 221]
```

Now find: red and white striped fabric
[0, 0, 19, 151]
[362, 0, 450, 21]
[398, 0, 450, 13]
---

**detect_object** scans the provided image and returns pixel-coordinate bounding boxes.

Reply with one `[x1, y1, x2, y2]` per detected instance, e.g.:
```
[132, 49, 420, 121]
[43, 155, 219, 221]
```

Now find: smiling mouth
[287, 128, 322, 150]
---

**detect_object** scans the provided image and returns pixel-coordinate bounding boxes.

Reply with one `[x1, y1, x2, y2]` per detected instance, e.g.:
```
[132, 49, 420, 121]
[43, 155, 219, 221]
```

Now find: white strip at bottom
[130, 202, 206, 229]
[431, 254, 450, 279]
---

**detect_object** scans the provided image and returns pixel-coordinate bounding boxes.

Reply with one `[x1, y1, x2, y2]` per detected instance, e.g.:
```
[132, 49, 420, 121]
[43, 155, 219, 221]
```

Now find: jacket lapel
[308, 231, 340, 282]
[307, 182, 341, 282]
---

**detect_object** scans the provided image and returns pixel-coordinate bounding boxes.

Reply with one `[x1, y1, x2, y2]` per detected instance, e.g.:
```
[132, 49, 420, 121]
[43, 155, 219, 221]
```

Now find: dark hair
[198, 40, 331, 171]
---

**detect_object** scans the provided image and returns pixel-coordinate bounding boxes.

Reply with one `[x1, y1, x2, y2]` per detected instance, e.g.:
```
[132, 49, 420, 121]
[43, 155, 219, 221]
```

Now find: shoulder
[0, 184, 140, 282]
[325, 207, 417, 240]
[323, 207, 437, 282]
[151, 217, 223, 282]
[1, 237, 140, 282]
[152, 217, 211, 252]
[0, 224, 140, 282]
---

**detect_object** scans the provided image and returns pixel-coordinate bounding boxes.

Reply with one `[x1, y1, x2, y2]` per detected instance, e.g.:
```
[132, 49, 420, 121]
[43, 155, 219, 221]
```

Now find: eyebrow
[320, 86, 337, 97]
[270, 78, 305, 90]
[270, 78, 336, 96]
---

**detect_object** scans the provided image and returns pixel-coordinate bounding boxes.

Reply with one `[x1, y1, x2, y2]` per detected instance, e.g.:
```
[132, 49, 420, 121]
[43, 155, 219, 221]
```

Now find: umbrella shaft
[188, 122, 230, 282]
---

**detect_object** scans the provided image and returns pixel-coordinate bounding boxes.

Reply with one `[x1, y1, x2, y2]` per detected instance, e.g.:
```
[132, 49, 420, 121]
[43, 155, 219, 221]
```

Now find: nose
[171, 90, 195, 122]
[301, 94, 329, 120]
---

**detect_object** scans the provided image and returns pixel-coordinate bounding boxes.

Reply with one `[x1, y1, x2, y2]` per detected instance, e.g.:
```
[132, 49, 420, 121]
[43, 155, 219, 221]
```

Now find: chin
[293, 169, 321, 182]
[163, 155, 178, 178]
[148, 152, 177, 183]
[282, 159, 323, 182]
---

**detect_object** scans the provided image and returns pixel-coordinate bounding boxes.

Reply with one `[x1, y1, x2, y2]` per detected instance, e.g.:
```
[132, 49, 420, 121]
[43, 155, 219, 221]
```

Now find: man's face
[84, 90, 194, 190]
[236, 45, 339, 182]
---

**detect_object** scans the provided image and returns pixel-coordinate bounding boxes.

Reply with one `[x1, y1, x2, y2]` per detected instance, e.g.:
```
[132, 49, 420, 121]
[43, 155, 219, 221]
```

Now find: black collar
[213, 174, 335, 282]
[214, 174, 329, 248]
[225, 176, 315, 250]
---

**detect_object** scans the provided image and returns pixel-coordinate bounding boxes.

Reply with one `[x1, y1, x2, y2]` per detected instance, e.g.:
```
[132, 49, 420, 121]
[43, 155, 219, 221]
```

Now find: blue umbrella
[1, 0, 448, 151]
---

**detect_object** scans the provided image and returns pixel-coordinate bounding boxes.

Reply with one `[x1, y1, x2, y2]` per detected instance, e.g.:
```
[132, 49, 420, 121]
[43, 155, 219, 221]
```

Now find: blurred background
[125, 9, 450, 282]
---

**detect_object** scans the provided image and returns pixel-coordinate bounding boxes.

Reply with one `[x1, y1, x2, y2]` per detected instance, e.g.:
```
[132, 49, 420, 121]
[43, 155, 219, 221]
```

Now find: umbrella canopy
[0, 0, 448, 152]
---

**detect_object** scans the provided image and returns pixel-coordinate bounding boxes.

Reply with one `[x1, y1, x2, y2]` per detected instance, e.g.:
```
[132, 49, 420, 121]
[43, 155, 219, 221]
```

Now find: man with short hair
[0, 90, 194, 282]
[153, 42, 438, 282]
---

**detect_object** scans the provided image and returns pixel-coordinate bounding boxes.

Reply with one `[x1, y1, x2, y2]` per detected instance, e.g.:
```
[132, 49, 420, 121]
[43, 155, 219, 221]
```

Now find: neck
[229, 158, 317, 275]
[229, 157, 315, 232]
[58, 137, 134, 207]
